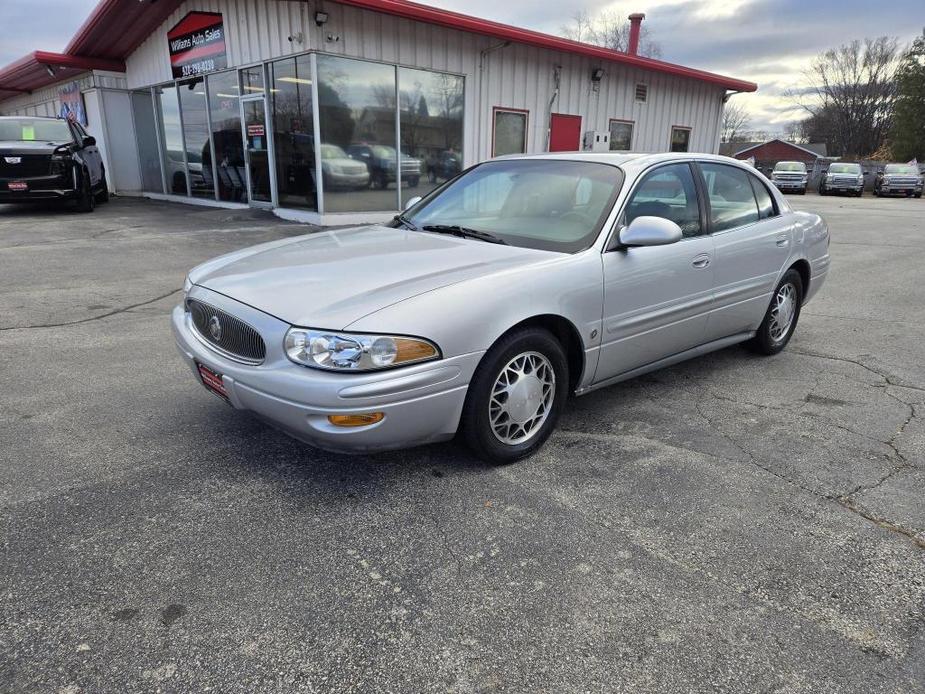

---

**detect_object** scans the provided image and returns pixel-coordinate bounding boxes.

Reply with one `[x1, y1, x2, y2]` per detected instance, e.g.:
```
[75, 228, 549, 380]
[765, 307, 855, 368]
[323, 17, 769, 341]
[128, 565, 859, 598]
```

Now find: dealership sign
[167, 12, 227, 79]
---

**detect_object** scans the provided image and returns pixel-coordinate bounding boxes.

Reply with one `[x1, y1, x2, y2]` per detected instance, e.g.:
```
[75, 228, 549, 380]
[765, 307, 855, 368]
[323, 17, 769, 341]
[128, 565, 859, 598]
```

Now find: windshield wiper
[420, 224, 508, 245]
[392, 213, 418, 230]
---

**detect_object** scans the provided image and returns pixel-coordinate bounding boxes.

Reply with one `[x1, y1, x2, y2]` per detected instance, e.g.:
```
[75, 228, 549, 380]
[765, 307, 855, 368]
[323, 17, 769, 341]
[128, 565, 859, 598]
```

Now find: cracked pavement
[1, 195, 924, 693]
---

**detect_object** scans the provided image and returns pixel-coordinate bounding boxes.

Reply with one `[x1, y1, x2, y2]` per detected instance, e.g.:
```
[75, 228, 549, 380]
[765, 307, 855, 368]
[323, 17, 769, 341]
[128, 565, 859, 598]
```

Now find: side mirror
[403, 195, 422, 211]
[83, 135, 96, 147]
[618, 216, 683, 248]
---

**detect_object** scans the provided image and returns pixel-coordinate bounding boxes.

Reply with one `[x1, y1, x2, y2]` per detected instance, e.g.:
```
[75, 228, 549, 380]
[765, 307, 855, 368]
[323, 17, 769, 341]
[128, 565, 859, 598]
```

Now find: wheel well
[790, 259, 811, 299]
[500, 315, 585, 392]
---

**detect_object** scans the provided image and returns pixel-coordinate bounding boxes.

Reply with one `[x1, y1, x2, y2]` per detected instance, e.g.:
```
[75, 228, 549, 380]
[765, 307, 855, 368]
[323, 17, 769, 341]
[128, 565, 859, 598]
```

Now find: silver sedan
[172, 152, 831, 463]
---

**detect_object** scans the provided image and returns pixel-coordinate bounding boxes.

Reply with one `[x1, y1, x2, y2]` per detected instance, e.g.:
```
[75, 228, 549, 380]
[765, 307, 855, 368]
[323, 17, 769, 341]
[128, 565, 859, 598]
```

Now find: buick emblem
[208, 315, 223, 341]
[4, 157, 21, 164]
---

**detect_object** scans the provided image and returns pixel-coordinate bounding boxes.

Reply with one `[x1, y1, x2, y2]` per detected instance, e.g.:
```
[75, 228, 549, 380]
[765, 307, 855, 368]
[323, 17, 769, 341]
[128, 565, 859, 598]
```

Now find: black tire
[74, 169, 95, 213]
[799, 188, 806, 195]
[746, 269, 804, 356]
[461, 327, 569, 464]
[856, 190, 864, 197]
[915, 193, 922, 199]
[95, 170, 109, 203]
[819, 185, 826, 196]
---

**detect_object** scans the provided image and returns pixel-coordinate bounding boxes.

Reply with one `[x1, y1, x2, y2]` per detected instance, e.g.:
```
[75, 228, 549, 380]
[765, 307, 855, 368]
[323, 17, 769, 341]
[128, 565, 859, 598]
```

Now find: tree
[890, 32, 925, 161]
[793, 37, 901, 157]
[721, 101, 751, 143]
[560, 10, 662, 59]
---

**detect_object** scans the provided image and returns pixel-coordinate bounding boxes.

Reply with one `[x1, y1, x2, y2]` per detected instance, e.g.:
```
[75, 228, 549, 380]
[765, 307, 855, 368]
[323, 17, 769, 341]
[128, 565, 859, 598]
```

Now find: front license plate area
[197, 362, 229, 401]
[8, 181, 28, 192]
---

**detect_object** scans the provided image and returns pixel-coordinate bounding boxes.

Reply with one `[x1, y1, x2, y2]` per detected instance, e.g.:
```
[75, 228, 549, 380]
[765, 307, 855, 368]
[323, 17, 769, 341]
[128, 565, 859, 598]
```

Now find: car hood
[0, 140, 68, 155]
[192, 225, 557, 329]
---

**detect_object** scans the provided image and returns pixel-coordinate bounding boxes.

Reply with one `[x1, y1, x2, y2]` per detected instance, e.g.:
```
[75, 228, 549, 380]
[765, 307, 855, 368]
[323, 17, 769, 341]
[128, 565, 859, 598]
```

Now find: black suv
[0, 116, 107, 212]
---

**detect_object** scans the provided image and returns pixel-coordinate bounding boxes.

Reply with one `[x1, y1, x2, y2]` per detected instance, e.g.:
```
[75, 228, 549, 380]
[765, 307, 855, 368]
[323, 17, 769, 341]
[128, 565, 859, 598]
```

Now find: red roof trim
[734, 138, 822, 159]
[0, 51, 125, 97]
[332, 0, 757, 92]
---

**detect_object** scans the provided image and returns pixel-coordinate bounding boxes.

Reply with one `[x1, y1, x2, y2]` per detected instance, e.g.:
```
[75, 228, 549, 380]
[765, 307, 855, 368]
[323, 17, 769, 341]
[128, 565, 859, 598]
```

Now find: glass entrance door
[241, 96, 274, 205]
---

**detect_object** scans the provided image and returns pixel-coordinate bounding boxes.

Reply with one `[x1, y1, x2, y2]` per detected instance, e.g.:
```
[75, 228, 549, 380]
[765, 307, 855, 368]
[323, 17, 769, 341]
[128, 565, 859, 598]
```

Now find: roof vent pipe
[627, 13, 645, 56]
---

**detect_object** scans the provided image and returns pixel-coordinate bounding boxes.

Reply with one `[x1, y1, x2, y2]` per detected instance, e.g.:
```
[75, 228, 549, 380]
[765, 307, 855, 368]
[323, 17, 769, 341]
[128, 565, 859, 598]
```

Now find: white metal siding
[124, 0, 726, 165]
[0, 71, 128, 119]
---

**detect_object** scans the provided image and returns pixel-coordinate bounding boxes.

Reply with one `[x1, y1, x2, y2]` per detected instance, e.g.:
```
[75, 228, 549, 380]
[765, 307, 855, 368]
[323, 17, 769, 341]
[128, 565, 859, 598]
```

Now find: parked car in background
[819, 162, 864, 197]
[0, 115, 107, 212]
[347, 144, 421, 189]
[874, 163, 923, 198]
[320, 144, 370, 190]
[769, 161, 808, 195]
[173, 152, 830, 463]
[427, 149, 462, 183]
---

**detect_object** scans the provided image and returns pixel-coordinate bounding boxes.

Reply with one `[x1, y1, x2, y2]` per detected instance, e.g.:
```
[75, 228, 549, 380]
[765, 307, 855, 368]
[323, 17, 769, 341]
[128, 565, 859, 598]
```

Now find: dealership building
[0, 0, 756, 224]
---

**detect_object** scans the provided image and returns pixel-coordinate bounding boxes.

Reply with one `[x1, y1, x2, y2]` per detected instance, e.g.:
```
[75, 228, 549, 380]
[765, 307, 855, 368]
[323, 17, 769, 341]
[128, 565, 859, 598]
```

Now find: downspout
[545, 65, 561, 151]
[478, 40, 510, 159]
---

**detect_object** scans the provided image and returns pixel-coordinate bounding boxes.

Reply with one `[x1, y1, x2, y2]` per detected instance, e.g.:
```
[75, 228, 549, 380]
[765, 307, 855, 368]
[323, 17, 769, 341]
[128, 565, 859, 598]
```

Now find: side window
[493, 108, 528, 157]
[625, 163, 702, 237]
[699, 163, 760, 232]
[748, 174, 776, 219]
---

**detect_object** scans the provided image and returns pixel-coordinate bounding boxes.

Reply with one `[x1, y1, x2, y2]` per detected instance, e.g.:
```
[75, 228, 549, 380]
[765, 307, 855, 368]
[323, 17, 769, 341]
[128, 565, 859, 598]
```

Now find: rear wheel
[461, 328, 568, 464]
[746, 269, 803, 356]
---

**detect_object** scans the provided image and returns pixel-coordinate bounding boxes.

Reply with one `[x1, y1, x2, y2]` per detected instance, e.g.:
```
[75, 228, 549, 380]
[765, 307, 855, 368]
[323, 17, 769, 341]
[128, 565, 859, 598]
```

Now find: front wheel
[746, 269, 803, 355]
[95, 170, 109, 203]
[461, 328, 568, 464]
[74, 169, 95, 213]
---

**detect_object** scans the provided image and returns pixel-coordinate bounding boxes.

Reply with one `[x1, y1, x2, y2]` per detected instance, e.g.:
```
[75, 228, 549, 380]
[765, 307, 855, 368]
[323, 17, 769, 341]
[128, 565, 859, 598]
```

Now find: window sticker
[22, 125, 35, 141]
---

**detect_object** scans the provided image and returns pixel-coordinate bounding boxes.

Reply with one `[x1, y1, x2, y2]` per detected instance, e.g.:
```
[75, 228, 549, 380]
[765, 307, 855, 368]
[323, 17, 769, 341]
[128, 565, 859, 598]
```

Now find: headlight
[857, 175, 864, 183]
[284, 328, 440, 371]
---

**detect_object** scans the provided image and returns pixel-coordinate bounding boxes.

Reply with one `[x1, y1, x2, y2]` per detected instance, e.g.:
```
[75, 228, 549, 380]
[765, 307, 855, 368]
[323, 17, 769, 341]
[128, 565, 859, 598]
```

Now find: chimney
[627, 13, 645, 56]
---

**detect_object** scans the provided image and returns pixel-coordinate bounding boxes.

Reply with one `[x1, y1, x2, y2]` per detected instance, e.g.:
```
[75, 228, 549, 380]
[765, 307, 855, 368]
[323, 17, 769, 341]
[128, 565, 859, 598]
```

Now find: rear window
[0, 118, 72, 142]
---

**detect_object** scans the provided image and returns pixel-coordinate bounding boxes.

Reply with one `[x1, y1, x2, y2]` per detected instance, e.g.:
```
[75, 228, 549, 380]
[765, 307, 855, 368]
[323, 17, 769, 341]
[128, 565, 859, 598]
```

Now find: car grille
[187, 298, 266, 364]
[0, 155, 51, 178]
[887, 177, 918, 185]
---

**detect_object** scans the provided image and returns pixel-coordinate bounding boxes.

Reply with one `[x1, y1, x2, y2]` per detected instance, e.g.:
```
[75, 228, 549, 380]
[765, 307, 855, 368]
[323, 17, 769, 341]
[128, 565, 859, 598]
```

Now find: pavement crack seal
[791, 349, 925, 393]
[0, 288, 182, 331]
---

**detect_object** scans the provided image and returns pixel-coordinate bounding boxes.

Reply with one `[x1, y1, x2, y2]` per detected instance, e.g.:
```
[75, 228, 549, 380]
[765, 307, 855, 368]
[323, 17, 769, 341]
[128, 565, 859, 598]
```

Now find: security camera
[287, 32, 303, 44]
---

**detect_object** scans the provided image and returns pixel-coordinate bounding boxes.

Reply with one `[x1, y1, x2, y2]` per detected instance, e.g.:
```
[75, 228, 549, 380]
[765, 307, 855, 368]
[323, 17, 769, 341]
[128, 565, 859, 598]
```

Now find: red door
[549, 113, 582, 152]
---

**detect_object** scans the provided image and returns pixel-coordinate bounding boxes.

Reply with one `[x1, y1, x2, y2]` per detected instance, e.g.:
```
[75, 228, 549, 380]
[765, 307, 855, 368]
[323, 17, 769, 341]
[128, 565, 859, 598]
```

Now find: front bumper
[878, 184, 922, 195]
[171, 287, 483, 453]
[771, 179, 806, 191]
[1, 175, 76, 203]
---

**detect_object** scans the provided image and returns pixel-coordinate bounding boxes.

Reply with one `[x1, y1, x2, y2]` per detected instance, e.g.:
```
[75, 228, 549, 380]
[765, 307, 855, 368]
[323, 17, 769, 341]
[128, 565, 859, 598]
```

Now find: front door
[595, 162, 714, 383]
[549, 113, 582, 152]
[240, 96, 274, 206]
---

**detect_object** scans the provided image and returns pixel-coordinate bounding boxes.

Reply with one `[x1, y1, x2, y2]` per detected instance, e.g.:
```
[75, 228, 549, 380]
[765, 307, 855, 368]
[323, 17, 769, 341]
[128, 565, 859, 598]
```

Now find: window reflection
[178, 77, 215, 198]
[208, 71, 246, 202]
[271, 56, 317, 210]
[317, 55, 398, 212]
[156, 84, 186, 194]
[398, 67, 464, 206]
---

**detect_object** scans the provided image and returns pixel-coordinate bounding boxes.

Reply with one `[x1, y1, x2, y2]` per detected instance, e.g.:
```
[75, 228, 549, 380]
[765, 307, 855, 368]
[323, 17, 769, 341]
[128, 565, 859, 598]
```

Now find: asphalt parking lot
[1, 193, 923, 693]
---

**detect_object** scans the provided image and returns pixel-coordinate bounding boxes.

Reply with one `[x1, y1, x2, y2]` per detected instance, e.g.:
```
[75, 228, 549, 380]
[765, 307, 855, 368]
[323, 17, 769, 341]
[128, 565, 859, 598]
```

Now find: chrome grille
[187, 299, 266, 364]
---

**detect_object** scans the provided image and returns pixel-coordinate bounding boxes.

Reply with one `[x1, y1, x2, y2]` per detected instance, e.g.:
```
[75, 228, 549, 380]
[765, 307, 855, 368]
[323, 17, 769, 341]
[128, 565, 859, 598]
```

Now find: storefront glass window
[178, 77, 215, 198]
[207, 71, 246, 202]
[271, 55, 316, 210]
[398, 67, 464, 207]
[241, 66, 265, 94]
[131, 90, 163, 193]
[317, 55, 397, 213]
[156, 84, 187, 195]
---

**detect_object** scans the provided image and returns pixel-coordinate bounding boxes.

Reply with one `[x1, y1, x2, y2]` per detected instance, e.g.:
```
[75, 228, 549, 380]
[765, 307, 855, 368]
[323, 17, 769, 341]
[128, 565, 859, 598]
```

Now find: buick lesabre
[172, 152, 830, 463]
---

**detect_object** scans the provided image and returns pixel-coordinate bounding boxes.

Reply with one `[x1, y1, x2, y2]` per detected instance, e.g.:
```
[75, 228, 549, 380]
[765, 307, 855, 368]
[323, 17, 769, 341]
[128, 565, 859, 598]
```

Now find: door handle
[775, 236, 789, 247]
[691, 254, 711, 269]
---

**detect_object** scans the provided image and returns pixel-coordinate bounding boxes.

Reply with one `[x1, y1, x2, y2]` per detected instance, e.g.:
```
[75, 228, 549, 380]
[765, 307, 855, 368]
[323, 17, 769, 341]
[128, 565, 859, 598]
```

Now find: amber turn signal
[328, 412, 385, 427]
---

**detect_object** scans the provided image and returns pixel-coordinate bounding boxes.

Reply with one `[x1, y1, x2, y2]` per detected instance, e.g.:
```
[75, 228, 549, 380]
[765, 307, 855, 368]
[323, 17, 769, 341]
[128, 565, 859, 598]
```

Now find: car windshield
[774, 162, 805, 172]
[829, 163, 860, 174]
[371, 145, 396, 159]
[321, 144, 348, 159]
[0, 118, 72, 143]
[402, 159, 624, 253]
[884, 164, 917, 174]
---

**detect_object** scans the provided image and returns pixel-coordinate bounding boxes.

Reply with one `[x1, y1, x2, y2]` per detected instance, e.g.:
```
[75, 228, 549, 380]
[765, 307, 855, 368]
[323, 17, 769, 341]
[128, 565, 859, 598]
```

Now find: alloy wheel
[769, 282, 797, 342]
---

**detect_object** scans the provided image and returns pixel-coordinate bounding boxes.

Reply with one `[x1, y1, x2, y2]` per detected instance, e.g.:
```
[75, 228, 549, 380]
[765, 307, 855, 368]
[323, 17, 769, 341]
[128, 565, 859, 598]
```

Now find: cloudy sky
[2, 0, 922, 132]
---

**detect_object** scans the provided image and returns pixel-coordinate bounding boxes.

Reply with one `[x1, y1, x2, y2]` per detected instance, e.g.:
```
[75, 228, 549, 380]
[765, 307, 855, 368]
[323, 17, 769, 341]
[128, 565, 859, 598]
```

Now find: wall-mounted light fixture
[314, 10, 329, 26]
[45, 65, 56, 78]
[591, 68, 605, 82]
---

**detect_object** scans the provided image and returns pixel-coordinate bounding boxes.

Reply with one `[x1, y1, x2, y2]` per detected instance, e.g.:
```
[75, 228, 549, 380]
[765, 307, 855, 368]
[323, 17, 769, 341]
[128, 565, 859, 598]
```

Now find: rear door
[697, 162, 793, 340]
[595, 162, 714, 383]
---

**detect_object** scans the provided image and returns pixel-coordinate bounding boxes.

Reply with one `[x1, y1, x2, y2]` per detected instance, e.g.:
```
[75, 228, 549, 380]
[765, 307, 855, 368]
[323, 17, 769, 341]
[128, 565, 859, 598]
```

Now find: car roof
[492, 150, 760, 173]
